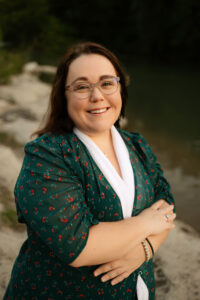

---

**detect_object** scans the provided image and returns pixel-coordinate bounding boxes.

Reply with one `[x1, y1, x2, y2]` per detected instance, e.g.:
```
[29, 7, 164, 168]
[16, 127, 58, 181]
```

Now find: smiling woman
[3, 42, 176, 300]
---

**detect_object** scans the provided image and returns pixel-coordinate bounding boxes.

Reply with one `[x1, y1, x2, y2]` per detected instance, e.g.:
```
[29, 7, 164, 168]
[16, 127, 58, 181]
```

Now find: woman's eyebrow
[73, 76, 88, 82]
[72, 75, 116, 83]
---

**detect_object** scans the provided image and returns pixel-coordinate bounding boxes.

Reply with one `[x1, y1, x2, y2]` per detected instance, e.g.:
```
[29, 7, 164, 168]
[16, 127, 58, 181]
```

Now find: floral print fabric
[3, 129, 175, 300]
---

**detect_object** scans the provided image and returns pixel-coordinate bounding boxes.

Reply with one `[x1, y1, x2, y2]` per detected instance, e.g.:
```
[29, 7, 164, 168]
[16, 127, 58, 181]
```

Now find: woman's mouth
[88, 107, 110, 114]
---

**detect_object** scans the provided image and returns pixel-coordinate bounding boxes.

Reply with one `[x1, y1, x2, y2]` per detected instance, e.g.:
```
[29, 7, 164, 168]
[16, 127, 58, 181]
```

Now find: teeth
[90, 108, 107, 114]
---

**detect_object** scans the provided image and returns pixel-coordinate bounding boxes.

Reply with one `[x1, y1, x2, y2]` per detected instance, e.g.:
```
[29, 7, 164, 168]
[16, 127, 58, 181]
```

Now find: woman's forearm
[70, 216, 149, 267]
[69, 200, 175, 268]
[148, 229, 171, 255]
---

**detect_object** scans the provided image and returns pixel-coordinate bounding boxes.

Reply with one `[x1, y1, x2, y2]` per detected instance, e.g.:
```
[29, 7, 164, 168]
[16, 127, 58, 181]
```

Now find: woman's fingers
[165, 213, 176, 222]
[157, 204, 174, 215]
[94, 261, 119, 277]
[110, 271, 130, 285]
[159, 200, 172, 209]
[100, 268, 123, 282]
[94, 264, 111, 277]
[151, 199, 166, 210]
[151, 199, 174, 211]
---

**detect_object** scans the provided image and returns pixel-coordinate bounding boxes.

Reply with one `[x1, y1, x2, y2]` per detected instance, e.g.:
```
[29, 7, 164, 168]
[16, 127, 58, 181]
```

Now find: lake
[124, 61, 200, 232]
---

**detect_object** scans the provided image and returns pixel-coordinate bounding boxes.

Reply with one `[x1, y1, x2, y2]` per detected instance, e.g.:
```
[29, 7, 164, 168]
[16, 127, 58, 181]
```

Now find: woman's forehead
[67, 54, 117, 82]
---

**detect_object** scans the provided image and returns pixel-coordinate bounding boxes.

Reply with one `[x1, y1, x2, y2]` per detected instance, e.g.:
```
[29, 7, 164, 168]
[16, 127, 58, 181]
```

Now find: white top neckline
[73, 126, 135, 218]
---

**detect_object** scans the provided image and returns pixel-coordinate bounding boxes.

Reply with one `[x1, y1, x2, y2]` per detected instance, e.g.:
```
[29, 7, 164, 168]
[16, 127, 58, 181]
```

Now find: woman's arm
[92, 200, 174, 285]
[70, 215, 148, 267]
[69, 201, 175, 267]
[91, 228, 172, 285]
[148, 229, 171, 254]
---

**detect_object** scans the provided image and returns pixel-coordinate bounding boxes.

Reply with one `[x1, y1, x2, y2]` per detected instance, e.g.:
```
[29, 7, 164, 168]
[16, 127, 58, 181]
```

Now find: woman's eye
[101, 80, 114, 88]
[74, 83, 89, 92]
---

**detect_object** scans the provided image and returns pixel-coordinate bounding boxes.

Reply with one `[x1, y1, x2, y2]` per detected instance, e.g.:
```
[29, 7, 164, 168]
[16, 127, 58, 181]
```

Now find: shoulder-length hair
[34, 41, 129, 137]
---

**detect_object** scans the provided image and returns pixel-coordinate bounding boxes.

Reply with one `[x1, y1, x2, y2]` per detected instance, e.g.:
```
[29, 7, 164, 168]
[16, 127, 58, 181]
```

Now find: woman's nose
[89, 86, 104, 102]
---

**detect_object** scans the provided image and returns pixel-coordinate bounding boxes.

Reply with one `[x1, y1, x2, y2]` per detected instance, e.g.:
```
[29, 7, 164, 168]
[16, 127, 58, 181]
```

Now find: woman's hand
[93, 243, 145, 285]
[138, 199, 176, 235]
[93, 200, 175, 285]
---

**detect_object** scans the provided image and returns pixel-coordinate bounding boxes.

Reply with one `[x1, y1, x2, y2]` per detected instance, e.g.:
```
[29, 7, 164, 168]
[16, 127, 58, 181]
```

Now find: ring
[165, 214, 170, 221]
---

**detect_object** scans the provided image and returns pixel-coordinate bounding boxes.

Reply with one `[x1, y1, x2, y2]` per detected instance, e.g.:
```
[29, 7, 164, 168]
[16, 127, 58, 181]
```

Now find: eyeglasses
[65, 76, 120, 99]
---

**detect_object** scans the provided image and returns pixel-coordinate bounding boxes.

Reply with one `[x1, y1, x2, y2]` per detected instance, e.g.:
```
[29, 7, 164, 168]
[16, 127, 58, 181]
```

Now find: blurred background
[0, 0, 200, 298]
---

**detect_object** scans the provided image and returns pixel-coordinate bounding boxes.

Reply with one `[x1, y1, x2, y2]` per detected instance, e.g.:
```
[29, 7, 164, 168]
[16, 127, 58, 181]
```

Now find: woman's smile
[87, 107, 110, 115]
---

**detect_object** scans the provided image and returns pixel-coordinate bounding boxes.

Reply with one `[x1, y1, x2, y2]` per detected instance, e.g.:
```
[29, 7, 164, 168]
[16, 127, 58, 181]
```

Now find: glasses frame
[65, 76, 120, 99]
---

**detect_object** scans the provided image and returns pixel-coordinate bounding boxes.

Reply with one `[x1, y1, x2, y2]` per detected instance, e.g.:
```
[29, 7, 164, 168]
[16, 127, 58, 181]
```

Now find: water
[124, 61, 200, 232]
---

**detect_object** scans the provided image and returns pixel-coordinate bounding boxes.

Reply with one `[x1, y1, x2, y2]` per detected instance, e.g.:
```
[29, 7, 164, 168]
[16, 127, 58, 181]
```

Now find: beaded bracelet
[146, 238, 154, 257]
[141, 240, 151, 262]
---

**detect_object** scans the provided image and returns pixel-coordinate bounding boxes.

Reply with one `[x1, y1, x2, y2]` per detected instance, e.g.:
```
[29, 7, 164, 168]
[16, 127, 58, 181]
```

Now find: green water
[124, 62, 200, 232]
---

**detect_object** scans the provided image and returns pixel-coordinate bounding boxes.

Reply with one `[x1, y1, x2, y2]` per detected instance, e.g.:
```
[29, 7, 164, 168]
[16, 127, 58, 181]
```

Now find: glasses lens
[99, 77, 118, 94]
[73, 82, 90, 93]
[70, 77, 119, 99]
[72, 82, 90, 99]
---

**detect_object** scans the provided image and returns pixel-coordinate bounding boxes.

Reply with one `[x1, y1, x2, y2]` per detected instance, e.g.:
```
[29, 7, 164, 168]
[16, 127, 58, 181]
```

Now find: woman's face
[65, 54, 122, 137]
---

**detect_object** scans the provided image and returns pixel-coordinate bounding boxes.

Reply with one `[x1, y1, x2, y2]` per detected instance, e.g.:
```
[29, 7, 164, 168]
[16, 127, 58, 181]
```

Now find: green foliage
[30, 15, 76, 64]
[38, 72, 55, 84]
[0, 0, 49, 46]
[0, 0, 199, 65]
[0, 50, 28, 83]
[0, 0, 77, 64]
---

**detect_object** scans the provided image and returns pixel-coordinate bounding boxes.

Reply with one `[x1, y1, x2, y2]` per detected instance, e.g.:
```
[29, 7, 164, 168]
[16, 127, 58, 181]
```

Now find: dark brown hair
[34, 41, 129, 137]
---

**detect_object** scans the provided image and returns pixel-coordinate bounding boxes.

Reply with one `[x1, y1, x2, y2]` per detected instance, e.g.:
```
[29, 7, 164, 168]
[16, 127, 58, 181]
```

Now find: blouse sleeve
[14, 134, 99, 264]
[132, 132, 175, 208]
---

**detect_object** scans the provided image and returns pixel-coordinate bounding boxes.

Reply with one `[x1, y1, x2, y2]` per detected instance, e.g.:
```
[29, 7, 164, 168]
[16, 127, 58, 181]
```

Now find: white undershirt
[74, 126, 149, 300]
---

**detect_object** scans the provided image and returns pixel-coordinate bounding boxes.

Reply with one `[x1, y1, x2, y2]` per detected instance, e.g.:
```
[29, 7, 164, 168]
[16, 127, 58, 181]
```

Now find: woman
[4, 42, 176, 300]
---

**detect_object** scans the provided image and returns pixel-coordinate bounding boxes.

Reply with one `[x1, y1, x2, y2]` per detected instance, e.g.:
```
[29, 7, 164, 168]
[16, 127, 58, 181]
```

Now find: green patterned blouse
[3, 128, 175, 300]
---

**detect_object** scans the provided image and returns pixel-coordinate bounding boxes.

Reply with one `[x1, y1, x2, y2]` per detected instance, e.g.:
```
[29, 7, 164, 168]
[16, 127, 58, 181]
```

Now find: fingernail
[93, 272, 98, 277]
[101, 277, 106, 282]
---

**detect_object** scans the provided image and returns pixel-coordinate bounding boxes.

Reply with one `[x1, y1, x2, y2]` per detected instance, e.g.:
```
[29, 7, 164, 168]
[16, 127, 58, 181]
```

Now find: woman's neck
[90, 130, 112, 148]
[75, 127, 113, 150]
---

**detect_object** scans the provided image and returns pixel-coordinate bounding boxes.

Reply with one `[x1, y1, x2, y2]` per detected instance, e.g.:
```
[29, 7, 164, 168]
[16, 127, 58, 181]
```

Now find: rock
[0, 145, 22, 192]
[0, 228, 26, 299]
[37, 65, 57, 74]
[0, 108, 36, 122]
[155, 220, 200, 300]
[0, 99, 16, 112]
[1, 118, 39, 144]
[0, 73, 50, 120]
[23, 62, 39, 74]
[119, 117, 128, 128]
[23, 62, 56, 75]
